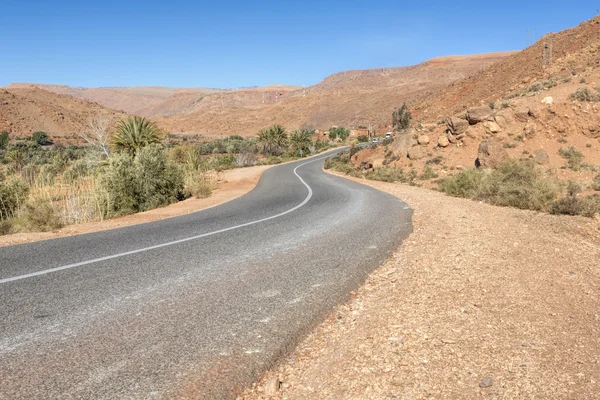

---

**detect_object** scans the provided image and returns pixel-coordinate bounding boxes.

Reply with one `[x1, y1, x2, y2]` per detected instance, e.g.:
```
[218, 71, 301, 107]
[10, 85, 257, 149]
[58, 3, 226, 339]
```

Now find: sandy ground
[0, 165, 271, 247]
[242, 172, 600, 399]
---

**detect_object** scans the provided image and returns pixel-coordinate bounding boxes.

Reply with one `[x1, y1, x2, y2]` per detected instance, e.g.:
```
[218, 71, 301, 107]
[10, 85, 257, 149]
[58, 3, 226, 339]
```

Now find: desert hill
[0, 87, 127, 138]
[5, 84, 226, 116]
[414, 17, 600, 122]
[156, 52, 515, 136]
[5, 52, 514, 137]
[350, 16, 600, 191]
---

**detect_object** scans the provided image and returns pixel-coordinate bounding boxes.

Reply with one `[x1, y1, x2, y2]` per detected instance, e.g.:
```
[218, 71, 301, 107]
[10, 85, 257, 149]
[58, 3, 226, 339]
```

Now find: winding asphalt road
[0, 151, 412, 399]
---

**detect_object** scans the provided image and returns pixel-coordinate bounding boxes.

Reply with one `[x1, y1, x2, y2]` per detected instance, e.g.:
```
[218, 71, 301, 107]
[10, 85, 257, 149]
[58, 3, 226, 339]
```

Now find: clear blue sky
[1, 1, 597, 88]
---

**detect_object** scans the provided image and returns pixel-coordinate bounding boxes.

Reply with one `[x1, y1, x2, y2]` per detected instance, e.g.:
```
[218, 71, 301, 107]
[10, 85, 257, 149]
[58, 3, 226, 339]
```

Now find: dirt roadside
[242, 172, 600, 399]
[0, 165, 271, 247]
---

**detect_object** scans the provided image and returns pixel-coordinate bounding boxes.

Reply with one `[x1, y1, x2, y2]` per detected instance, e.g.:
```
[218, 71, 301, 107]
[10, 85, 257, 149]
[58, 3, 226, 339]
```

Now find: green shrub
[569, 87, 600, 102]
[438, 169, 485, 198]
[558, 146, 584, 171]
[0, 131, 8, 150]
[365, 167, 407, 183]
[357, 135, 369, 143]
[96, 153, 138, 216]
[477, 160, 560, 211]
[96, 145, 185, 217]
[31, 131, 52, 146]
[439, 160, 560, 212]
[0, 220, 12, 235]
[18, 198, 63, 232]
[133, 145, 186, 211]
[426, 156, 444, 165]
[328, 126, 350, 141]
[420, 165, 438, 180]
[593, 174, 600, 191]
[0, 178, 29, 219]
[550, 194, 600, 217]
[185, 171, 215, 198]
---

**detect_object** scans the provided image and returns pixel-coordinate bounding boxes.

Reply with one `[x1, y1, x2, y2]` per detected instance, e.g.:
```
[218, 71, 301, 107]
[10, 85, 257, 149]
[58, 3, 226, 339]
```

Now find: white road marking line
[0, 154, 334, 285]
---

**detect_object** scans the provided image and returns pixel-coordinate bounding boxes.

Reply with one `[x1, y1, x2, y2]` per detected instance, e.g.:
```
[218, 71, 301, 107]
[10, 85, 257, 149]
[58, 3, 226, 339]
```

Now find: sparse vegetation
[366, 167, 408, 183]
[593, 174, 600, 191]
[558, 146, 584, 171]
[438, 160, 599, 217]
[569, 87, 600, 102]
[426, 156, 444, 165]
[419, 165, 438, 180]
[439, 160, 560, 211]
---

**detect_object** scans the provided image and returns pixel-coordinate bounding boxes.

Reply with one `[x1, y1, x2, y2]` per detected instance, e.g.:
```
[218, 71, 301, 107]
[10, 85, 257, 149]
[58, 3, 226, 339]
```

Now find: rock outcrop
[476, 139, 509, 168]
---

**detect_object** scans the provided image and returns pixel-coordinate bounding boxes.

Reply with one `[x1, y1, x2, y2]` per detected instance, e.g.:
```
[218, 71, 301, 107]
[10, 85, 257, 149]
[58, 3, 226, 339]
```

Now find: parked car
[385, 132, 392, 138]
[372, 138, 379, 143]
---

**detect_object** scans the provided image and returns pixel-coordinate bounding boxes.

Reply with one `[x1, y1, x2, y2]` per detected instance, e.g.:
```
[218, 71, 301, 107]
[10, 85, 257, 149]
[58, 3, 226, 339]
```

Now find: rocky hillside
[0, 87, 127, 138]
[156, 52, 514, 136]
[350, 17, 600, 191]
[414, 17, 600, 122]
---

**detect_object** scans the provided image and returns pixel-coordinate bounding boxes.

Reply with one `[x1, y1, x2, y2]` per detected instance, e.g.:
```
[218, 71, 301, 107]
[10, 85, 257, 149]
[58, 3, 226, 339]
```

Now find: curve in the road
[0, 154, 329, 285]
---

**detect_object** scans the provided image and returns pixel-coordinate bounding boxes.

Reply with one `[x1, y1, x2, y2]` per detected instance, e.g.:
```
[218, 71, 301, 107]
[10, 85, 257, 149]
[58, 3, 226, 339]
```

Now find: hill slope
[156, 52, 515, 136]
[0, 87, 127, 138]
[5, 84, 226, 116]
[414, 17, 600, 122]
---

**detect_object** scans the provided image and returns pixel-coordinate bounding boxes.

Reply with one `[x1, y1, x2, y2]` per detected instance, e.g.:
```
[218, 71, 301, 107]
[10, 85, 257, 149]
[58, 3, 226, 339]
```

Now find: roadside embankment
[243, 172, 600, 399]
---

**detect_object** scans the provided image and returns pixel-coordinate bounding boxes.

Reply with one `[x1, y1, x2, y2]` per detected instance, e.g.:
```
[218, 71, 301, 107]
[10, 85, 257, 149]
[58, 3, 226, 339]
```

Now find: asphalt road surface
[0, 151, 412, 399]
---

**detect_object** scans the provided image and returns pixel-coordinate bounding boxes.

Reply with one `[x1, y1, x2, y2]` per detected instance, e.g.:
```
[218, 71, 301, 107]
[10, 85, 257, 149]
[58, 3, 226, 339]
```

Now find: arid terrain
[347, 17, 600, 192]
[0, 86, 127, 138]
[2, 52, 514, 138]
[2, 12, 600, 400]
[242, 173, 600, 400]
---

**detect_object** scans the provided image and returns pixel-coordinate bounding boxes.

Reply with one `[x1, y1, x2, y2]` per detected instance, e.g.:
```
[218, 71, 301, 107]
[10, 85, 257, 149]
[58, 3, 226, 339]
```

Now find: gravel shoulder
[0, 165, 271, 247]
[242, 172, 600, 399]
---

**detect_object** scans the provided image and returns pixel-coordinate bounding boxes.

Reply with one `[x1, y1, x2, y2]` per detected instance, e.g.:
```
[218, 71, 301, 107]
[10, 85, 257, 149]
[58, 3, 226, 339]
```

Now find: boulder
[447, 116, 469, 134]
[477, 139, 509, 168]
[514, 104, 533, 122]
[494, 110, 515, 128]
[407, 146, 425, 160]
[542, 96, 554, 105]
[465, 124, 486, 139]
[466, 105, 493, 125]
[391, 133, 417, 157]
[438, 135, 450, 147]
[483, 121, 501, 134]
[417, 135, 430, 145]
[534, 149, 549, 164]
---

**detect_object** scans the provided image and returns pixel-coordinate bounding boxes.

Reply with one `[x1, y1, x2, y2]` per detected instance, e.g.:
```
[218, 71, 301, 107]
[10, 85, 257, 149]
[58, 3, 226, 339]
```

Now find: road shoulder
[242, 171, 600, 399]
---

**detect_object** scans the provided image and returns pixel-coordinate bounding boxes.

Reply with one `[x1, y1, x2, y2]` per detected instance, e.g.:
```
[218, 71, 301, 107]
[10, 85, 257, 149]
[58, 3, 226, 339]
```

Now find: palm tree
[111, 116, 163, 156]
[289, 129, 314, 157]
[258, 124, 288, 156]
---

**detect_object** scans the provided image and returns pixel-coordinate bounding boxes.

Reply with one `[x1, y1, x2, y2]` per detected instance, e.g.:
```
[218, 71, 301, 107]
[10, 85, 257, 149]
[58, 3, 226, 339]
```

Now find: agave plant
[111, 116, 163, 156]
